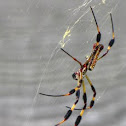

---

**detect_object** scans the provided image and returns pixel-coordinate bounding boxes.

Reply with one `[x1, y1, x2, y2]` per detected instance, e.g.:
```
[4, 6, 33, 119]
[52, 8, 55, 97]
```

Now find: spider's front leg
[90, 6, 101, 46]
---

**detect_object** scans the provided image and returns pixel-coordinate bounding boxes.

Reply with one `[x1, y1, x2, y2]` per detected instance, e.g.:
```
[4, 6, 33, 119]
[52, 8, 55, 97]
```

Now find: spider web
[23, 0, 120, 126]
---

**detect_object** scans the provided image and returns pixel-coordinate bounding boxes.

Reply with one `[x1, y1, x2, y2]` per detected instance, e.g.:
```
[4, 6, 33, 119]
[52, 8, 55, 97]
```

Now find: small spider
[39, 6, 115, 126]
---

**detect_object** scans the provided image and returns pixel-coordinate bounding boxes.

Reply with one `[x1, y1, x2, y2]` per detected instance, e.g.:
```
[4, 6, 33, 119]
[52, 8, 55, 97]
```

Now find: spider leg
[55, 78, 82, 126]
[98, 13, 115, 60]
[65, 106, 82, 110]
[74, 79, 87, 126]
[90, 6, 101, 45]
[61, 48, 82, 67]
[85, 74, 96, 109]
[55, 89, 81, 126]
[39, 85, 80, 97]
[39, 64, 83, 97]
[66, 75, 96, 110]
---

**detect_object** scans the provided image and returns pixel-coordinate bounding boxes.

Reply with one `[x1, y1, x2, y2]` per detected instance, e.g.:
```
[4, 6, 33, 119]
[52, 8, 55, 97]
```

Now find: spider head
[72, 73, 78, 80]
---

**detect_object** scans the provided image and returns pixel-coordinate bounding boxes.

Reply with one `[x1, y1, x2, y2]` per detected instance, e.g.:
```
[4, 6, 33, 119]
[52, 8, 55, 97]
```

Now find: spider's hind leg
[75, 80, 87, 126]
[55, 90, 80, 126]
[85, 74, 96, 109]
[55, 80, 82, 126]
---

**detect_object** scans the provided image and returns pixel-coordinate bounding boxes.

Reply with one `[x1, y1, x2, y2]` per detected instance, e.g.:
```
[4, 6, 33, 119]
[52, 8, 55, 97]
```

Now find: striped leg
[55, 89, 80, 126]
[39, 86, 79, 97]
[55, 79, 82, 126]
[39, 78, 83, 97]
[75, 79, 87, 126]
[98, 13, 115, 60]
[90, 6, 101, 45]
[85, 75, 96, 109]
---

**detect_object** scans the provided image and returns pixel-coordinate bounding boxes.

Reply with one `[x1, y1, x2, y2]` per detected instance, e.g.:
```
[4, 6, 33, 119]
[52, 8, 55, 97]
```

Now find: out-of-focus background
[0, 0, 126, 126]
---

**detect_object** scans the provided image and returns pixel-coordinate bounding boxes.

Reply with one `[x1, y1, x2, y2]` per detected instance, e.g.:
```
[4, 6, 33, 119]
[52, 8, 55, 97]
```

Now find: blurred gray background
[0, 0, 126, 126]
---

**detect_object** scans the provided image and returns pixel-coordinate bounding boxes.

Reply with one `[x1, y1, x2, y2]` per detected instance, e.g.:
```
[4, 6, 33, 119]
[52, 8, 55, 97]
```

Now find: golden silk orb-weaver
[39, 6, 115, 126]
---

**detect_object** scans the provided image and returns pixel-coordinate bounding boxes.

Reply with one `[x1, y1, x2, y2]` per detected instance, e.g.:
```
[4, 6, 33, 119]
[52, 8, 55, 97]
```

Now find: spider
[39, 6, 115, 126]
